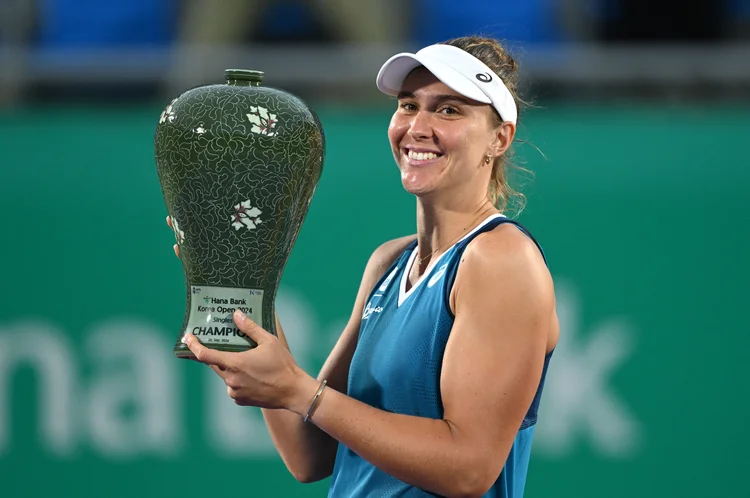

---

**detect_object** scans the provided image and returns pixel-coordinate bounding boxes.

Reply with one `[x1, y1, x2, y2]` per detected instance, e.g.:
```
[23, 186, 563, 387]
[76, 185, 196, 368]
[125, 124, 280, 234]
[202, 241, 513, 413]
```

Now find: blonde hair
[441, 36, 534, 217]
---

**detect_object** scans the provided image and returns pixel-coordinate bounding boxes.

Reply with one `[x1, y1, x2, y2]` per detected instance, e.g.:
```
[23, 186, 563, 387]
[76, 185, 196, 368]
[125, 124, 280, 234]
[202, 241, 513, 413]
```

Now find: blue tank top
[328, 214, 554, 498]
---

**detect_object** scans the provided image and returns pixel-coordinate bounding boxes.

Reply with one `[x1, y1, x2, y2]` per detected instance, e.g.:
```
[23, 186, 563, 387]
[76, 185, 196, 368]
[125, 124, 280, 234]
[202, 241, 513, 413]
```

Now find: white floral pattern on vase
[246, 106, 277, 136]
[159, 99, 177, 124]
[231, 200, 263, 231]
[170, 215, 185, 244]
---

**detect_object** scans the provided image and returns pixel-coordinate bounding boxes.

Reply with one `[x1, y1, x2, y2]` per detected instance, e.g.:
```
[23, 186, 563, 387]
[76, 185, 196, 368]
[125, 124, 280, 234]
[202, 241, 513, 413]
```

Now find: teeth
[407, 150, 439, 161]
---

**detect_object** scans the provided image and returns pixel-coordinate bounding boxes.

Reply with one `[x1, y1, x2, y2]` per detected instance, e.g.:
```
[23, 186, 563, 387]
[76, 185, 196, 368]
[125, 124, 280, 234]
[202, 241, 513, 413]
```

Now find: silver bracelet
[304, 379, 327, 423]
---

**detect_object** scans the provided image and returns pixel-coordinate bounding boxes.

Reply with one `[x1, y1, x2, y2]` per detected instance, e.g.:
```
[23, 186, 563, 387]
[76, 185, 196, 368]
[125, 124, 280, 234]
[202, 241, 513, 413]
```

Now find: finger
[166, 215, 173, 229]
[209, 363, 229, 379]
[227, 386, 246, 406]
[234, 310, 272, 345]
[209, 363, 226, 374]
[174, 244, 180, 258]
[183, 333, 230, 369]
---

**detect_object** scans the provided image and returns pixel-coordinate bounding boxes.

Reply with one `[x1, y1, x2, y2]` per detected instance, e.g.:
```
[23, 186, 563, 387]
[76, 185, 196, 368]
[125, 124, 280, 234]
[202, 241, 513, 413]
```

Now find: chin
[400, 179, 437, 198]
[399, 172, 427, 194]
[402, 161, 452, 194]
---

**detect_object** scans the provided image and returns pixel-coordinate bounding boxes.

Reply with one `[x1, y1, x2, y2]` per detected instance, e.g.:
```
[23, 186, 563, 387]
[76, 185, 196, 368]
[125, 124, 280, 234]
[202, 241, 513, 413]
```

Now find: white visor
[376, 43, 517, 125]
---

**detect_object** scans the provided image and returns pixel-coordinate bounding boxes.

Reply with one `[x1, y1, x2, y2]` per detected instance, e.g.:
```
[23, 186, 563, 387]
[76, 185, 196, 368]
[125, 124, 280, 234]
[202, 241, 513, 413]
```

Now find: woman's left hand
[182, 310, 311, 410]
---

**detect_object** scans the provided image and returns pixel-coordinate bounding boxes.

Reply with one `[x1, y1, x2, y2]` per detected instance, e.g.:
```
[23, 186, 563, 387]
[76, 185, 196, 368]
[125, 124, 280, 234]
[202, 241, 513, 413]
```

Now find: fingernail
[234, 309, 245, 321]
[181, 335, 188, 344]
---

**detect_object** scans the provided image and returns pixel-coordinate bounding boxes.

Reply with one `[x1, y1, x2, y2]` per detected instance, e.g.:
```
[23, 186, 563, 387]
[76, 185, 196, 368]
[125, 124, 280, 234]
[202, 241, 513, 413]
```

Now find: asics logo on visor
[476, 72, 492, 83]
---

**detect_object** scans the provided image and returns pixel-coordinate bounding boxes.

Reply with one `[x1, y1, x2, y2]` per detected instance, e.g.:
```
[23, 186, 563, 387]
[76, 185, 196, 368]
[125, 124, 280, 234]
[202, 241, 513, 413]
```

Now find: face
[387, 67, 514, 202]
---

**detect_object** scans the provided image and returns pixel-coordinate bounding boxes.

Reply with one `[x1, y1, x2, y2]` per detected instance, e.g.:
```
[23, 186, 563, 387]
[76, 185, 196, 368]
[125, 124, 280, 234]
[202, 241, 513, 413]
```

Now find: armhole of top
[442, 220, 546, 319]
[364, 239, 418, 305]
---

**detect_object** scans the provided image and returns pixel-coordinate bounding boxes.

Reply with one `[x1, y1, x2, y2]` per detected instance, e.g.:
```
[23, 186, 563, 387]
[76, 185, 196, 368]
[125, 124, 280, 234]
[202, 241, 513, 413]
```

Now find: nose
[407, 110, 433, 140]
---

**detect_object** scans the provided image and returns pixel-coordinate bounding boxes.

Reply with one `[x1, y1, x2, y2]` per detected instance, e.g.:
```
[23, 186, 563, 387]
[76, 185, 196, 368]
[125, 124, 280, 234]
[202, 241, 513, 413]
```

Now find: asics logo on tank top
[427, 263, 448, 288]
[378, 267, 399, 293]
[363, 267, 398, 320]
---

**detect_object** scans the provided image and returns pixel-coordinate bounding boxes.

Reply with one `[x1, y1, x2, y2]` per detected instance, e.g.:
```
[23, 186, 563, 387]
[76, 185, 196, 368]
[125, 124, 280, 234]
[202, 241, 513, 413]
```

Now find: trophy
[154, 69, 325, 359]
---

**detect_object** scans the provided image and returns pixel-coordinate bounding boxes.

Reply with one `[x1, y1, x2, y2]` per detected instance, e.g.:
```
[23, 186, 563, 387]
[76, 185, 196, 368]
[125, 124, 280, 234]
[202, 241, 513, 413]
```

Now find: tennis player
[177, 35, 559, 498]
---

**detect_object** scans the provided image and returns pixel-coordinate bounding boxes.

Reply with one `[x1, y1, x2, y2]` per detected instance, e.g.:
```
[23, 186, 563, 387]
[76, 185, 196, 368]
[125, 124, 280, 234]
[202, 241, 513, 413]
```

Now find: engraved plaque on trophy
[154, 69, 325, 358]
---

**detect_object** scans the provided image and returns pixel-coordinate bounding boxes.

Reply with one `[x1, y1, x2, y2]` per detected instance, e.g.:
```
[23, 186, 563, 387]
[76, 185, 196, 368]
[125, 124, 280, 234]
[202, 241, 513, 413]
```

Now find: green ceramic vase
[154, 69, 325, 359]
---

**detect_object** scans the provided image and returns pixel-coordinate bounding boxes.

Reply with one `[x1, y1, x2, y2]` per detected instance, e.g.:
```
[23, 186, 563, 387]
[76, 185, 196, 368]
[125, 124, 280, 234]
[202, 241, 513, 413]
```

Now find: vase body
[154, 69, 325, 358]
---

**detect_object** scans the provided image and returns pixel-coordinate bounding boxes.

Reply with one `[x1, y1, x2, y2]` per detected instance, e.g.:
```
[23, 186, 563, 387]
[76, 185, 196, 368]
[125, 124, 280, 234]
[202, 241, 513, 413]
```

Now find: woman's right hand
[166, 215, 181, 259]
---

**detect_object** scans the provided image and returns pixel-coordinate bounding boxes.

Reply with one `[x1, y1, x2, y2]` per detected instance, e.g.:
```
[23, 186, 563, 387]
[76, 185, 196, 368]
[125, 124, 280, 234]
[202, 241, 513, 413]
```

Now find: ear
[491, 121, 516, 157]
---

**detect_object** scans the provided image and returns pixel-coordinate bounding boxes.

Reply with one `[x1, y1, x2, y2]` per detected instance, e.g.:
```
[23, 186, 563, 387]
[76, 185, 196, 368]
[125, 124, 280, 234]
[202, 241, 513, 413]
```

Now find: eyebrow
[396, 91, 477, 106]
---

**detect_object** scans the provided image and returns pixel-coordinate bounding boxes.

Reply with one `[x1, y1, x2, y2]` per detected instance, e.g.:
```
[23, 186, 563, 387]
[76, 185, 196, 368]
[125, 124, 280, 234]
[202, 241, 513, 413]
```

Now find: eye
[438, 105, 460, 115]
[399, 101, 417, 112]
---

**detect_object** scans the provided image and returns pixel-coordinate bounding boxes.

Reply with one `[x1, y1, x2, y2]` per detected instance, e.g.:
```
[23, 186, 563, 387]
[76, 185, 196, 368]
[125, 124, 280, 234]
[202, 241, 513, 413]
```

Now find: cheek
[455, 130, 489, 161]
[387, 116, 407, 150]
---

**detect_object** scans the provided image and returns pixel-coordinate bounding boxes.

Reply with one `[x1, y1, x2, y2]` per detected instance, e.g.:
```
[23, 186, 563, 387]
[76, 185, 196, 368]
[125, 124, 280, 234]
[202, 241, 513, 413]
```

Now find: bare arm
[260, 235, 416, 482]
[283, 226, 557, 497]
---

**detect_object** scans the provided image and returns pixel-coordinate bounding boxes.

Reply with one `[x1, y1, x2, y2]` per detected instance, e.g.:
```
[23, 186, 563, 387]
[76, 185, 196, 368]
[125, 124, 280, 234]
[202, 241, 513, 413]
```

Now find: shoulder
[465, 222, 546, 271]
[363, 234, 417, 279]
[453, 222, 554, 309]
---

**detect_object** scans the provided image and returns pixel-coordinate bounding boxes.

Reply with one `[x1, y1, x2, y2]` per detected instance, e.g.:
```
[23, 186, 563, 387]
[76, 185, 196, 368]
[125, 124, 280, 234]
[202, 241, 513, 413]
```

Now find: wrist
[286, 368, 323, 417]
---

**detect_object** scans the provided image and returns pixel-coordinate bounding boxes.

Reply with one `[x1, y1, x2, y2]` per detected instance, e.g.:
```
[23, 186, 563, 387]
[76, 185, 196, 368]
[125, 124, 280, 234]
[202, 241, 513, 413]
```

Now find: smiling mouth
[405, 149, 443, 161]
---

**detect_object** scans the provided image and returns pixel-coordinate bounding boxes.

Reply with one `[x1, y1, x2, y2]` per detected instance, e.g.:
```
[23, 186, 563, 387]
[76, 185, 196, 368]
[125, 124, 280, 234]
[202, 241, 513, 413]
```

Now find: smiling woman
[180, 35, 559, 498]
[380, 38, 528, 216]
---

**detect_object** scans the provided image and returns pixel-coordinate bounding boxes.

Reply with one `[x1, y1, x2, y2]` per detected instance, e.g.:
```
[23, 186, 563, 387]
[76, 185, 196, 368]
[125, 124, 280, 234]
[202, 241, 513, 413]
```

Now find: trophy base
[174, 284, 265, 360]
[173, 340, 256, 360]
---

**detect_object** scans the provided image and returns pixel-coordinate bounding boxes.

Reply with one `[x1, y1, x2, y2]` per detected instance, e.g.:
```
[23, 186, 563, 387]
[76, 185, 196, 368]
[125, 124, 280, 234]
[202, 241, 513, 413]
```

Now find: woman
[175, 35, 559, 498]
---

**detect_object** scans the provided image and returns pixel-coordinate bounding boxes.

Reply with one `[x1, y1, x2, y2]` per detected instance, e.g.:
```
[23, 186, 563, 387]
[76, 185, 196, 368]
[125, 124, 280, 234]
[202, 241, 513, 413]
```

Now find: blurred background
[1, 1, 749, 497]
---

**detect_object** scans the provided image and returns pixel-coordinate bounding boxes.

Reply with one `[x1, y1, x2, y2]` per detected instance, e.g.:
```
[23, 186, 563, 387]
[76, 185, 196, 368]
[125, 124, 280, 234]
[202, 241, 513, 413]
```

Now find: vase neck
[225, 69, 264, 87]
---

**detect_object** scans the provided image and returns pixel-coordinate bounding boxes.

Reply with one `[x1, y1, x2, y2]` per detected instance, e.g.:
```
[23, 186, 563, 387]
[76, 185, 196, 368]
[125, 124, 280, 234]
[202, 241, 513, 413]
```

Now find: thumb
[234, 310, 272, 345]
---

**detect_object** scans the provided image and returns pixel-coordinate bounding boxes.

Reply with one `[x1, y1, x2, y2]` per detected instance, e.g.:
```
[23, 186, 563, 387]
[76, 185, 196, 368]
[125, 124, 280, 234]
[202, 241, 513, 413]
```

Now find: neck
[414, 194, 498, 267]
